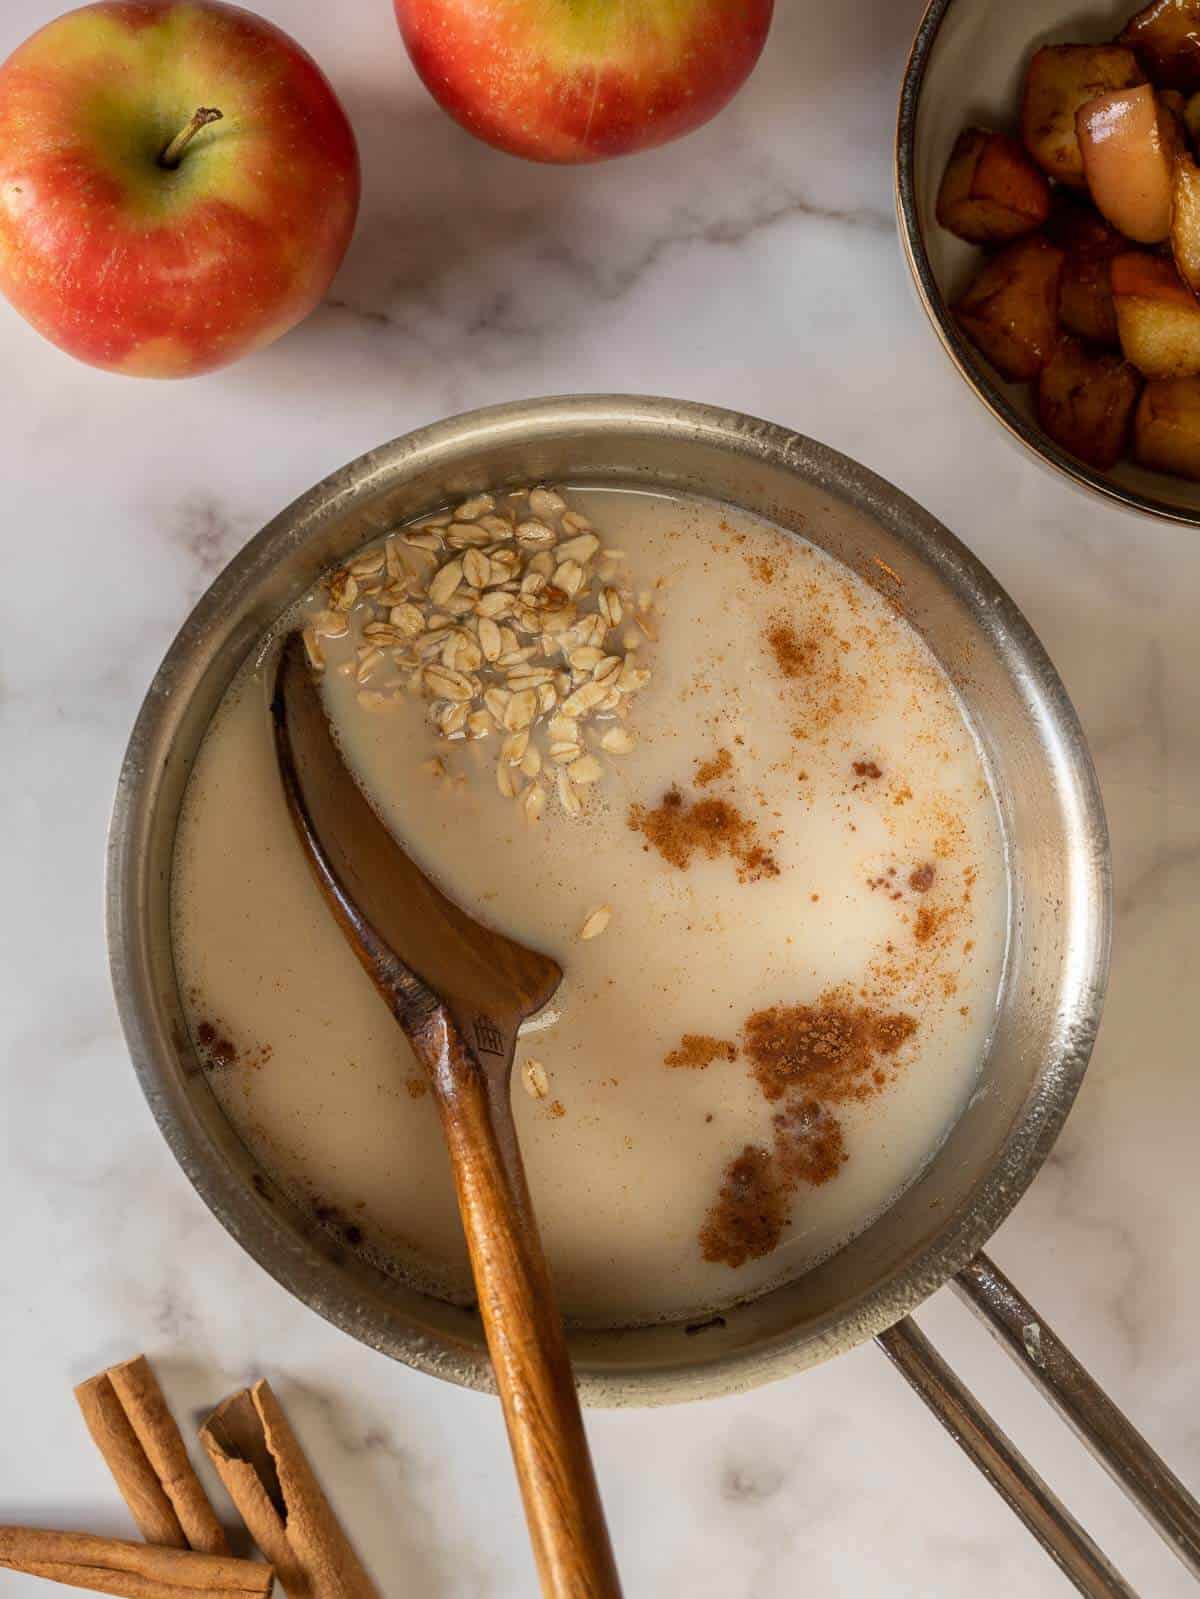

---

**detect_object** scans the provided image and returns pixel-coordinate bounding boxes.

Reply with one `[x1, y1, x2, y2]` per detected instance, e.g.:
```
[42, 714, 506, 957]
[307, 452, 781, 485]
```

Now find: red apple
[393, 0, 774, 164]
[0, 1, 360, 377]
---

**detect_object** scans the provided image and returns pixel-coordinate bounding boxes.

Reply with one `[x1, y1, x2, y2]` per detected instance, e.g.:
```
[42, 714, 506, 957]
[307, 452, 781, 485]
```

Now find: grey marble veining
[1, 0, 1197, 1594]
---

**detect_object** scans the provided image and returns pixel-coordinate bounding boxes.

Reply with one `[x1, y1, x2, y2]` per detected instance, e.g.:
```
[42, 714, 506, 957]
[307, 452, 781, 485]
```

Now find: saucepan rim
[106, 394, 1111, 1405]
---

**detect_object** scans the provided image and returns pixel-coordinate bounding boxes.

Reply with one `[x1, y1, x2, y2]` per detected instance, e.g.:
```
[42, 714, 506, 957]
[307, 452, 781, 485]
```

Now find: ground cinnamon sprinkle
[915, 905, 952, 944]
[699, 1146, 786, 1267]
[766, 620, 818, 678]
[196, 1020, 236, 1069]
[700, 1097, 850, 1266]
[195, 1010, 275, 1074]
[909, 862, 936, 893]
[852, 759, 882, 780]
[696, 991, 920, 1267]
[629, 788, 780, 882]
[766, 611, 866, 737]
[772, 1098, 847, 1187]
[694, 748, 732, 787]
[742, 995, 918, 1103]
[665, 1035, 738, 1069]
[405, 1078, 428, 1100]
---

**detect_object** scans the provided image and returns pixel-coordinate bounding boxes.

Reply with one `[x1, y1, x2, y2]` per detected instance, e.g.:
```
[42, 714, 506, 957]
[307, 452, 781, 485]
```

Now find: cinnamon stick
[200, 1381, 380, 1599]
[0, 1526, 271, 1599]
[75, 1374, 187, 1549]
[97, 1355, 228, 1554]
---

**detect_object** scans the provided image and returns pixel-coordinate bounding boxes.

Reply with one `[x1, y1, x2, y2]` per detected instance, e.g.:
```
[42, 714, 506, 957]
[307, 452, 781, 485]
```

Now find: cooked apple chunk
[1134, 375, 1200, 475]
[954, 236, 1064, 381]
[1021, 45, 1144, 186]
[1061, 258, 1120, 344]
[1076, 85, 1176, 243]
[1120, 0, 1200, 94]
[1160, 87, 1189, 122]
[936, 128, 1052, 243]
[1046, 201, 1125, 343]
[1171, 148, 1200, 291]
[1036, 337, 1142, 468]
[1112, 251, 1200, 375]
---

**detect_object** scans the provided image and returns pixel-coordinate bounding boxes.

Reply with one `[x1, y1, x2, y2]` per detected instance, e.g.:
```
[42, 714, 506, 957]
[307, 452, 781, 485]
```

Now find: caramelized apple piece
[1160, 88, 1189, 120]
[1046, 200, 1125, 343]
[1112, 251, 1200, 375]
[936, 128, 1052, 243]
[1076, 85, 1176, 243]
[1060, 258, 1121, 344]
[1160, 87, 1190, 145]
[1119, 0, 1200, 93]
[1171, 148, 1200, 291]
[1134, 375, 1200, 475]
[954, 236, 1064, 381]
[1185, 90, 1200, 147]
[1036, 337, 1141, 468]
[1043, 198, 1123, 254]
[1021, 45, 1143, 186]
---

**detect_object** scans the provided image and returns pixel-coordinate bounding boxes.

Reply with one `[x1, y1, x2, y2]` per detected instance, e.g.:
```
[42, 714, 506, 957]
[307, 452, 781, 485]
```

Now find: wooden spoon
[271, 632, 622, 1599]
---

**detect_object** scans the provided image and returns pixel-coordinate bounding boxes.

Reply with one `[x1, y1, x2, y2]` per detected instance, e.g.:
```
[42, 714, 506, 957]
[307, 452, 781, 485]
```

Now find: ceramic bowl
[897, 0, 1200, 525]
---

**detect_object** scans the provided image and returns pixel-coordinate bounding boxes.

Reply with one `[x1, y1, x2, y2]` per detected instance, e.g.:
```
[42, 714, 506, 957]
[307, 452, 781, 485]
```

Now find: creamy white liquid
[171, 488, 1008, 1326]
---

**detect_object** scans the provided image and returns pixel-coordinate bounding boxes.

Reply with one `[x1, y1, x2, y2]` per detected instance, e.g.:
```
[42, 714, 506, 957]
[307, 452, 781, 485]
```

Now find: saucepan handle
[877, 1251, 1200, 1599]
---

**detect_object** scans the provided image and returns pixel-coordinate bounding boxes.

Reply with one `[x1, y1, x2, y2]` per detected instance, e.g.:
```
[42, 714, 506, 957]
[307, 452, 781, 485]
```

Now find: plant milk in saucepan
[171, 488, 1008, 1326]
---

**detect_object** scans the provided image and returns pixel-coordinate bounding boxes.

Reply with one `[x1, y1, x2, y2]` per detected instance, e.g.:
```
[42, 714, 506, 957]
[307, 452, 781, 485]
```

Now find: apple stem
[160, 107, 223, 169]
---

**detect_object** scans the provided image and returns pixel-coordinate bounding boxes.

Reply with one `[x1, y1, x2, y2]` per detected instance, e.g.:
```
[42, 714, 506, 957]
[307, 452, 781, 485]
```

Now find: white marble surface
[1, 1, 1197, 1594]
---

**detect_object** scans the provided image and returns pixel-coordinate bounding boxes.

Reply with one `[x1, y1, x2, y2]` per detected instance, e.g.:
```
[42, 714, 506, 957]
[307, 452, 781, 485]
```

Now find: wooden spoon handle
[421, 1010, 622, 1599]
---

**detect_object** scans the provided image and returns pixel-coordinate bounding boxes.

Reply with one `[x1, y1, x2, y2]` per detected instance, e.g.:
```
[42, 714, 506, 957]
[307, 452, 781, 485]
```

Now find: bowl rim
[106, 394, 1112, 1404]
[896, 0, 1200, 529]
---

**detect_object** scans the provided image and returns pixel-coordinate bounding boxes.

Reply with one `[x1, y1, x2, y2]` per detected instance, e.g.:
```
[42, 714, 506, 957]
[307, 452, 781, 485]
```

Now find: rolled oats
[403, 530, 443, 552]
[462, 548, 491, 589]
[302, 626, 325, 671]
[355, 648, 385, 683]
[579, 905, 612, 941]
[454, 493, 495, 521]
[504, 689, 538, 731]
[522, 1057, 550, 1097]
[315, 485, 657, 819]
[516, 519, 556, 548]
[529, 487, 566, 519]
[424, 665, 474, 701]
[569, 755, 603, 785]
[390, 603, 425, 636]
[328, 570, 359, 611]
[556, 766, 583, 819]
[348, 549, 386, 578]
[557, 533, 600, 564]
[478, 616, 503, 661]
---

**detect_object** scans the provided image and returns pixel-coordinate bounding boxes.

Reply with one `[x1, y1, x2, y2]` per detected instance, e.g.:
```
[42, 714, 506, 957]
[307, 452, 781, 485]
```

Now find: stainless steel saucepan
[107, 396, 1199, 1596]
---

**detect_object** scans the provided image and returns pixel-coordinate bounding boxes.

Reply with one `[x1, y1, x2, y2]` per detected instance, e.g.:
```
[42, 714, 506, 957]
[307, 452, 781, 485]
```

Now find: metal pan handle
[877, 1252, 1200, 1599]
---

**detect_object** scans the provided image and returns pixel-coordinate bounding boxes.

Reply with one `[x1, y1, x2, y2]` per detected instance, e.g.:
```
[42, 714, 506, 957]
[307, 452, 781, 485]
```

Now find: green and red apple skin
[0, 1, 360, 378]
[393, 0, 775, 164]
